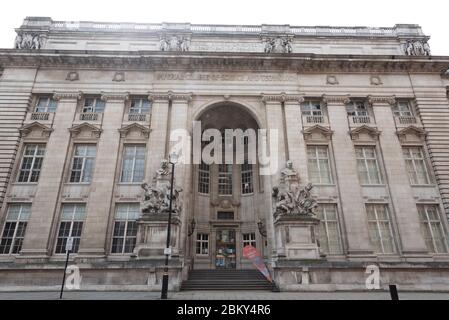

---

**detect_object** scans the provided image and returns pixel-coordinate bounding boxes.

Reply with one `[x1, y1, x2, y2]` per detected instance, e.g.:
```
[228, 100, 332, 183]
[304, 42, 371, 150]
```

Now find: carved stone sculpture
[263, 37, 292, 53]
[156, 159, 170, 177]
[14, 33, 44, 50]
[404, 40, 431, 56]
[159, 35, 189, 51]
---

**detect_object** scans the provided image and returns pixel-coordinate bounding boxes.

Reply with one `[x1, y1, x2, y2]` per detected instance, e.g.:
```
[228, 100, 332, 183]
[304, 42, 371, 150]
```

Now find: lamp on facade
[161, 152, 178, 300]
[187, 218, 196, 237]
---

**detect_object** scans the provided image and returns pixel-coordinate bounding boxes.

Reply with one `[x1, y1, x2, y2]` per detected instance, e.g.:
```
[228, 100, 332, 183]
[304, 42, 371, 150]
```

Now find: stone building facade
[0, 16, 449, 291]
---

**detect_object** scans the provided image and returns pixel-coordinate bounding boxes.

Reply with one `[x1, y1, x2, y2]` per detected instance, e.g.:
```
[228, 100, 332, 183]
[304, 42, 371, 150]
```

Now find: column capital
[148, 91, 192, 102]
[367, 95, 396, 106]
[261, 92, 305, 103]
[53, 91, 83, 101]
[321, 94, 351, 105]
[100, 92, 130, 102]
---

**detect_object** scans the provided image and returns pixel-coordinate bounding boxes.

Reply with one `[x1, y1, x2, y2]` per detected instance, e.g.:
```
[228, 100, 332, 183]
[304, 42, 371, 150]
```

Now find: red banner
[243, 245, 272, 282]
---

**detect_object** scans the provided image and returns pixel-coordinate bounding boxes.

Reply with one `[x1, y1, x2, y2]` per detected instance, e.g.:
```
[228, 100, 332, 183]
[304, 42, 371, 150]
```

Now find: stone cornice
[148, 91, 192, 102]
[322, 94, 351, 105]
[367, 95, 396, 106]
[53, 91, 82, 101]
[100, 92, 130, 101]
[1, 50, 449, 74]
[261, 93, 305, 103]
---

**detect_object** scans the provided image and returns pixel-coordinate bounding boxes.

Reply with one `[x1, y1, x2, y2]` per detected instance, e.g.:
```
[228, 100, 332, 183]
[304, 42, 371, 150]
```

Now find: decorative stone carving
[100, 92, 129, 102]
[404, 40, 431, 56]
[322, 94, 351, 105]
[14, 33, 44, 50]
[262, 36, 293, 53]
[69, 123, 102, 139]
[396, 126, 427, 143]
[261, 93, 305, 103]
[118, 123, 151, 139]
[53, 91, 83, 101]
[112, 72, 125, 82]
[148, 91, 193, 102]
[326, 75, 339, 85]
[19, 122, 53, 138]
[140, 160, 183, 216]
[370, 75, 383, 86]
[349, 125, 381, 141]
[302, 125, 333, 141]
[66, 71, 79, 81]
[367, 95, 396, 106]
[159, 35, 190, 51]
[272, 161, 318, 220]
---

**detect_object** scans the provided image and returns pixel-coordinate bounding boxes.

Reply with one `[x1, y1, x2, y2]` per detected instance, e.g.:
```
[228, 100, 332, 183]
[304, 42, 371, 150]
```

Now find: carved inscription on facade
[155, 72, 297, 82]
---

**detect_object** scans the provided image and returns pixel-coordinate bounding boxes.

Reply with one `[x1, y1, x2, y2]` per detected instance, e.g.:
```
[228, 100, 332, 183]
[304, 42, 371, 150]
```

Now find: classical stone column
[20, 91, 82, 259]
[145, 92, 170, 182]
[167, 92, 192, 258]
[283, 95, 309, 182]
[77, 92, 128, 258]
[325, 95, 374, 257]
[370, 96, 428, 255]
[261, 94, 287, 260]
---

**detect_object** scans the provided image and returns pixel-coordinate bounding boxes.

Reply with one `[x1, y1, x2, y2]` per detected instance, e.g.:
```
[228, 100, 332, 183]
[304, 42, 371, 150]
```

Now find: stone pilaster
[283, 95, 309, 183]
[325, 95, 374, 257]
[20, 91, 82, 258]
[145, 92, 170, 182]
[77, 92, 128, 258]
[371, 96, 428, 255]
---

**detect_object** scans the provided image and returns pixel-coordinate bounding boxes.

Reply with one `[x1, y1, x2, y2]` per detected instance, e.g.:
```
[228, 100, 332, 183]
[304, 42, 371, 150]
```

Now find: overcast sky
[0, 0, 448, 54]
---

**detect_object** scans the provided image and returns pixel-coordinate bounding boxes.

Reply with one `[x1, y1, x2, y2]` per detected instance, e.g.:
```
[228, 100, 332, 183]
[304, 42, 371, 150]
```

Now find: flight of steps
[180, 269, 277, 291]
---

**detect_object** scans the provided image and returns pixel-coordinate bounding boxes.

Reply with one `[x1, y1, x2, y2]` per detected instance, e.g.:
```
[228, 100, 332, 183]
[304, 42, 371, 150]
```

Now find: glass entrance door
[215, 229, 236, 269]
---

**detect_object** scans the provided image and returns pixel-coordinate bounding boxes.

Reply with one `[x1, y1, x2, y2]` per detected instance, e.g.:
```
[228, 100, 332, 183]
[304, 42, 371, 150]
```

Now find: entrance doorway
[215, 229, 236, 269]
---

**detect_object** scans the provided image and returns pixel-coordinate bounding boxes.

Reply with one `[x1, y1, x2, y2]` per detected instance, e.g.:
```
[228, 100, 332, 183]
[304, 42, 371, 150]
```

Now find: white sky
[0, 0, 448, 55]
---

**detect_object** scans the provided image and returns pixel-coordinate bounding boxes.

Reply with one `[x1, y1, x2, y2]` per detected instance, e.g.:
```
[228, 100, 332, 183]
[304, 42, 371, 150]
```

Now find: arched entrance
[188, 102, 268, 270]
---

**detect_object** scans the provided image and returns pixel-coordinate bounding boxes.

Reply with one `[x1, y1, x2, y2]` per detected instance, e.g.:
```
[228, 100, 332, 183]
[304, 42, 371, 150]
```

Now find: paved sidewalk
[0, 290, 448, 300]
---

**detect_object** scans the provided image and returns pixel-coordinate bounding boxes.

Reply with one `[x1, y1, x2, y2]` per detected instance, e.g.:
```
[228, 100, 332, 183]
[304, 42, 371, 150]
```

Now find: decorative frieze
[367, 95, 396, 106]
[326, 75, 339, 85]
[403, 39, 431, 56]
[112, 72, 125, 82]
[53, 91, 83, 101]
[159, 34, 190, 51]
[100, 92, 130, 102]
[370, 75, 383, 86]
[65, 71, 79, 81]
[262, 36, 293, 53]
[148, 91, 193, 102]
[321, 94, 351, 105]
[261, 93, 305, 103]
[14, 32, 45, 50]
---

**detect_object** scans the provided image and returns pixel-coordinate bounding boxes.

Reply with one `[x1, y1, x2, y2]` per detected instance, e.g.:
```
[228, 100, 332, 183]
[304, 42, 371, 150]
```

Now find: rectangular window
[0, 204, 31, 255]
[217, 212, 234, 220]
[243, 233, 256, 248]
[198, 162, 210, 194]
[120, 145, 146, 183]
[35, 96, 57, 113]
[366, 204, 396, 254]
[346, 101, 368, 117]
[393, 101, 413, 117]
[355, 146, 382, 185]
[69, 145, 96, 183]
[55, 204, 86, 254]
[218, 164, 233, 195]
[418, 205, 448, 253]
[403, 147, 431, 185]
[196, 233, 209, 255]
[129, 98, 151, 114]
[317, 204, 342, 254]
[17, 144, 46, 183]
[82, 97, 105, 113]
[111, 203, 139, 254]
[307, 146, 332, 184]
[241, 163, 254, 194]
[301, 100, 322, 116]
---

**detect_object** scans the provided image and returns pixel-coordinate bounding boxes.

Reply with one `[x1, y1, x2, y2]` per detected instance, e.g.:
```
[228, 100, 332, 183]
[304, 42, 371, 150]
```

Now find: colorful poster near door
[243, 245, 272, 282]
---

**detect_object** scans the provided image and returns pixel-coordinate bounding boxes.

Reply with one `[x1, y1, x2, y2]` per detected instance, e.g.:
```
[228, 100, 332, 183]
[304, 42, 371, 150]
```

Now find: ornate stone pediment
[396, 125, 427, 143]
[349, 125, 381, 141]
[119, 123, 151, 139]
[69, 122, 102, 139]
[302, 125, 333, 141]
[19, 122, 53, 138]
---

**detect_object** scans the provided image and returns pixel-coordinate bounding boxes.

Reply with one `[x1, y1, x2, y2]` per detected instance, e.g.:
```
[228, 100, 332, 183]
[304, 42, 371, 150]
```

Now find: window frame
[301, 100, 323, 116]
[402, 146, 431, 185]
[129, 98, 151, 114]
[198, 162, 210, 194]
[120, 144, 146, 183]
[355, 145, 383, 185]
[17, 144, 46, 183]
[54, 203, 86, 254]
[242, 233, 256, 248]
[218, 164, 233, 195]
[393, 101, 414, 117]
[34, 96, 57, 113]
[0, 203, 31, 255]
[418, 204, 448, 254]
[195, 233, 209, 256]
[110, 203, 140, 255]
[69, 144, 97, 183]
[366, 204, 396, 254]
[307, 145, 333, 185]
[317, 204, 343, 255]
[82, 97, 105, 113]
